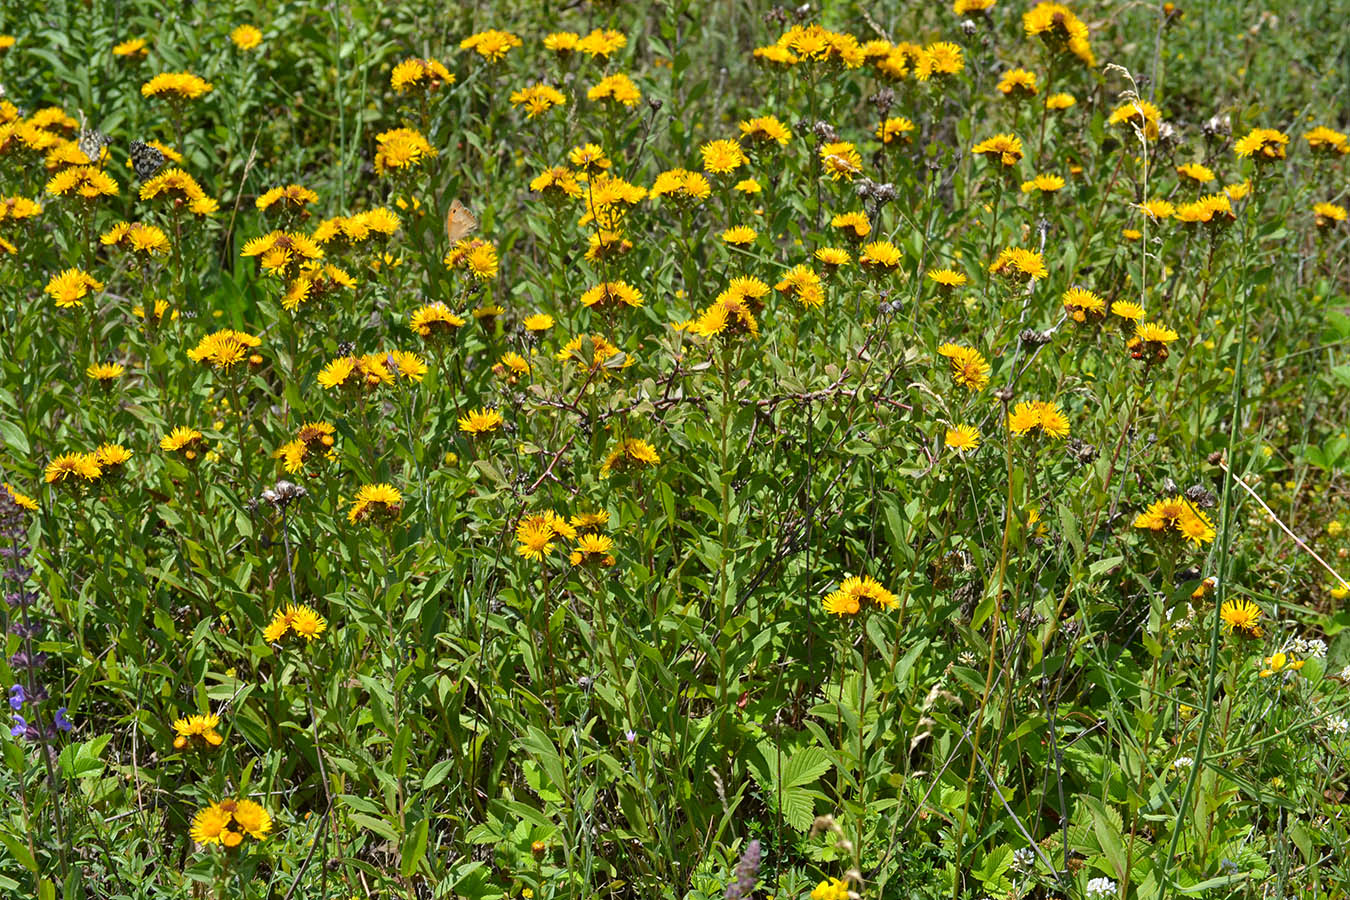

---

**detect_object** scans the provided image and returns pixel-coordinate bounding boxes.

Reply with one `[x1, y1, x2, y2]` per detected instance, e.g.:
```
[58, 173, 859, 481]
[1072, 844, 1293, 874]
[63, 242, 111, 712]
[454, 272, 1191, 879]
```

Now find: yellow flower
[160, 426, 206, 461]
[600, 439, 660, 477]
[812, 878, 851, 900]
[720, 226, 757, 246]
[409, 302, 466, 338]
[1234, 127, 1289, 162]
[1020, 173, 1066, 194]
[523, 313, 555, 332]
[231, 799, 272, 839]
[45, 453, 102, 484]
[1107, 100, 1163, 140]
[510, 83, 567, 117]
[1023, 2, 1094, 65]
[1220, 598, 1263, 637]
[460, 29, 522, 62]
[858, 240, 901, 271]
[347, 484, 403, 525]
[186, 329, 261, 372]
[570, 533, 616, 567]
[1128, 322, 1180, 364]
[916, 41, 964, 79]
[815, 247, 851, 270]
[86, 361, 125, 383]
[819, 141, 863, 180]
[945, 425, 980, 454]
[1314, 202, 1347, 228]
[1138, 198, 1175, 220]
[937, 343, 991, 392]
[44, 268, 103, 308]
[190, 803, 232, 845]
[577, 28, 627, 58]
[373, 127, 436, 176]
[739, 115, 792, 146]
[587, 73, 641, 106]
[1045, 92, 1076, 110]
[2, 483, 39, 511]
[701, 139, 748, 175]
[1062, 286, 1106, 323]
[113, 38, 148, 58]
[140, 71, 214, 100]
[823, 575, 898, 617]
[229, 25, 262, 51]
[876, 116, 916, 145]
[972, 133, 1024, 167]
[1259, 652, 1304, 678]
[650, 168, 711, 202]
[45, 165, 118, 199]
[1007, 401, 1070, 439]
[830, 211, 871, 240]
[988, 247, 1047, 280]
[391, 57, 454, 92]
[1305, 126, 1349, 156]
[997, 68, 1039, 97]
[1176, 162, 1215, 183]
[172, 713, 224, 750]
[580, 281, 644, 310]
[1133, 496, 1216, 545]
[927, 267, 967, 291]
[1110, 300, 1145, 323]
[140, 168, 208, 203]
[458, 407, 504, 436]
[543, 32, 580, 53]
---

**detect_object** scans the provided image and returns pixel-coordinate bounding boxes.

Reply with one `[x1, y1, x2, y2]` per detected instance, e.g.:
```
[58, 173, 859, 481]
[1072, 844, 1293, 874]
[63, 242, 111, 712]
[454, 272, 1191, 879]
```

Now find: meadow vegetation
[1, 1, 1350, 898]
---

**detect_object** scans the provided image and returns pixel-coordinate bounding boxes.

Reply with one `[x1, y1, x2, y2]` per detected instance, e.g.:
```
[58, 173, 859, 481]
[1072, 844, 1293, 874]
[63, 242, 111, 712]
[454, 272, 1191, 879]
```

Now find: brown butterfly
[445, 199, 479, 244]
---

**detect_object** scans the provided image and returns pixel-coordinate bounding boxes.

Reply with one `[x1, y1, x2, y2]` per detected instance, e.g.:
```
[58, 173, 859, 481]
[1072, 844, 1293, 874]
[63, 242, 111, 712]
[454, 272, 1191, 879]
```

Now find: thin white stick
[1222, 461, 1350, 590]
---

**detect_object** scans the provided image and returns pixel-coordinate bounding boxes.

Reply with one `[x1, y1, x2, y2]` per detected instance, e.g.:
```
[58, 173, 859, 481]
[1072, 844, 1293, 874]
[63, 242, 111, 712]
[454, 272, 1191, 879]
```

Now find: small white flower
[1086, 877, 1118, 899]
[1172, 755, 1195, 770]
[1013, 847, 1036, 870]
[1339, 665, 1350, 681]
[1326, 715, 1349, 736]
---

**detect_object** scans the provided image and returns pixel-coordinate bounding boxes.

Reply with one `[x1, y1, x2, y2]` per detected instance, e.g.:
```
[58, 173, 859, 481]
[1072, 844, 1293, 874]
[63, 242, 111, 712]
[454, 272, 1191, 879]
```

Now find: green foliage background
[1, 0, 1350, 898]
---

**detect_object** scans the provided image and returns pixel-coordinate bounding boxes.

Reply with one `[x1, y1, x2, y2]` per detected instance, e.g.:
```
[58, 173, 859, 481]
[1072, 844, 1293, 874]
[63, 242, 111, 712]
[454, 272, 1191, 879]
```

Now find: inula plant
[0, 1, 1349, 898]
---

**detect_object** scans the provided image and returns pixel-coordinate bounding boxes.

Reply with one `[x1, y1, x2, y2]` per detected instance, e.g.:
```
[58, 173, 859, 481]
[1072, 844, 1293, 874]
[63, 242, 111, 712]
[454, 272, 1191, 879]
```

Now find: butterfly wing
[129, 140, 166, 181]
[445, 199, 479, 244]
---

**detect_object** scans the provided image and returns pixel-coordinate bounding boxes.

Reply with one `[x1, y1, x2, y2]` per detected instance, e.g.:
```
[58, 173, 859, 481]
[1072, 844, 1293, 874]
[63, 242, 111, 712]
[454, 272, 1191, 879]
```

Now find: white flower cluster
[1287, 637, 1327, 658]
[1086, 877, 1118, 899]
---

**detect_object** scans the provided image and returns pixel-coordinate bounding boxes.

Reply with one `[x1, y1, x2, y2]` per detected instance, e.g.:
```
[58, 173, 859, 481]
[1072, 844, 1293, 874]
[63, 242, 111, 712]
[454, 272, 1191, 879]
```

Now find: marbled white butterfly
[76, 110, 110, 165]
[128, 139, 166, 181]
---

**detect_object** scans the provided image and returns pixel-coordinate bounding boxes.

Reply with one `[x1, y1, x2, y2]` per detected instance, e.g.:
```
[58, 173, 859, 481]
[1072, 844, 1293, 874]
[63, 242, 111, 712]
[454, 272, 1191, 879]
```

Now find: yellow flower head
[937, 343, 991, 392]
[458, 407, 504, 436]
[600, 439, 660, 477]
[347, 484, 403, 525]
[972, 133, 1024, 167]
[44, 268, 104, 308]
[230, 25, 262, 51]
[391, 57, 454, 92]
[1107, 100, 1163, 141]
[460, 29, 522, 62]
[823, 575, 898, 617]
[141, 71, 214, 100]
[701, 139, 748, 175]
[997, 68, 1039, 97]
[945, 424, 981, 454]
[1219, 598, 1263, 638]
[1234, 127, 1289, 162]
[587, 73, 641, 106]
[1007, 401, 1070, 439]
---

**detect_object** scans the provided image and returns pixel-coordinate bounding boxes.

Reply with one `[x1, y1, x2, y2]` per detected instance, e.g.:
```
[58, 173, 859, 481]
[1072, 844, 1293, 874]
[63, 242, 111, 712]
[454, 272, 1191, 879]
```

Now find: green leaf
[400, 814, 429, 878]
